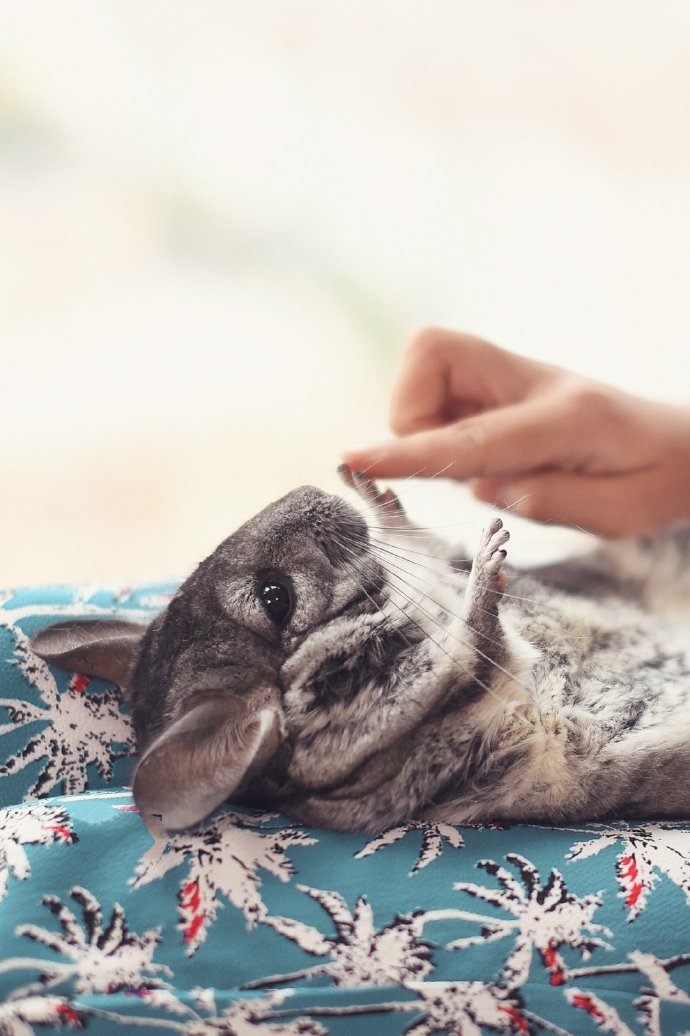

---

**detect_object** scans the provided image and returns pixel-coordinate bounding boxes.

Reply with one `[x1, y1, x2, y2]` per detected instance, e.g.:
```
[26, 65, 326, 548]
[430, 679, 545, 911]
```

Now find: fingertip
[340, 445, 387, 469]
[340, 445, 399, 480]
[341, 440, 433, 480]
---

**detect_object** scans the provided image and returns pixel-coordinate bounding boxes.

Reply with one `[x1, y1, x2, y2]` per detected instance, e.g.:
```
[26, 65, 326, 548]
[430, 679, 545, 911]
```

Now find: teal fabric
[1, 586, 690, 1035]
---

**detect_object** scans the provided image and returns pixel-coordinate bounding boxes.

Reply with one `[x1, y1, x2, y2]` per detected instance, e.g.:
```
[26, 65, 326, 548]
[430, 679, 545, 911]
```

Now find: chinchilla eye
[259, 580, 292, 625]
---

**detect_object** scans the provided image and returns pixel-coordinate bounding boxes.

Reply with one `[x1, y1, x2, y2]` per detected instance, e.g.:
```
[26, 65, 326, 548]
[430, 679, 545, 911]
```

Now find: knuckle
[405, 325, 449, 361]
[389, 406, 416, 436]
[561, 379, 611, 422]
[454, 421, 491, 472]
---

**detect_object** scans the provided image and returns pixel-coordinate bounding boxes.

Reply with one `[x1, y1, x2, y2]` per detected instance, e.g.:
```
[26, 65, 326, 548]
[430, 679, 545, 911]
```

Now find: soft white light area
[1, 2, 689, 583]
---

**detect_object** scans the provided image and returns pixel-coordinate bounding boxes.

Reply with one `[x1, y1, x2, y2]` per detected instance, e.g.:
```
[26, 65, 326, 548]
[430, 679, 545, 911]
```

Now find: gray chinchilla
[32, 466, 690, 834]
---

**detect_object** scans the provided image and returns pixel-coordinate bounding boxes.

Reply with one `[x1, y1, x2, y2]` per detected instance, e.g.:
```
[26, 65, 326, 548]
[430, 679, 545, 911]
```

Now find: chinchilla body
[32, 475, 690, 834]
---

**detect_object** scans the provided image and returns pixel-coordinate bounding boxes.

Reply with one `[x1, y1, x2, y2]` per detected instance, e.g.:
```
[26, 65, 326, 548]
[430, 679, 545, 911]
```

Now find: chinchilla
[31, 466, 690, 835]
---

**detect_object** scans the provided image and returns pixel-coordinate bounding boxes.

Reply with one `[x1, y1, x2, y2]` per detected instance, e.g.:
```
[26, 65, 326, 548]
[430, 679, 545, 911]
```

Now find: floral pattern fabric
[1, 586, 689, 1035]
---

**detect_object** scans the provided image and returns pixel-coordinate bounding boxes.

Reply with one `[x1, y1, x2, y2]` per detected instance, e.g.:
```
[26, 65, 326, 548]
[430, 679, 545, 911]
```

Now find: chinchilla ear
[132, 688, 285, 834]
[31, 619, 147, 691]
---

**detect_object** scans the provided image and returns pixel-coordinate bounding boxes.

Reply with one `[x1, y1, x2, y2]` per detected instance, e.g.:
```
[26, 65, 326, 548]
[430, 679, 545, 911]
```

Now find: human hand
[342, 327, 690, 538]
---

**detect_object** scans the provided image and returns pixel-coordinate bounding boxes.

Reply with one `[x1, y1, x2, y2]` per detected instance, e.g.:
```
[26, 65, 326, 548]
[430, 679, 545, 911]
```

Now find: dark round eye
[260, 581, 292, 625]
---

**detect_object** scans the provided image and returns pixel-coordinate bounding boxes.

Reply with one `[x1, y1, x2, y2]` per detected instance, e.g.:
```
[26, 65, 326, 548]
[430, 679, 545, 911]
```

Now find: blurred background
[1, 1, 689, 586]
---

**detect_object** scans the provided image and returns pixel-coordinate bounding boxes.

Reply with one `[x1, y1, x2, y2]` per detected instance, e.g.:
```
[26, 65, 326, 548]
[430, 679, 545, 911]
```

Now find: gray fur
[32, 473, 690, 834]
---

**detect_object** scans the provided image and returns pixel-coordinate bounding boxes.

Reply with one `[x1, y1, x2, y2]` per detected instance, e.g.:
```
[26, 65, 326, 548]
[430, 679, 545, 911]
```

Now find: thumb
[343, 402, 569, 481]
[471, 470, 657, 538]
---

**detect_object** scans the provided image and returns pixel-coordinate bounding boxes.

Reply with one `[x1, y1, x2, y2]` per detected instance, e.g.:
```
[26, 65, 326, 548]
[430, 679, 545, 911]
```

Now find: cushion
[1, 586, 690, 1034]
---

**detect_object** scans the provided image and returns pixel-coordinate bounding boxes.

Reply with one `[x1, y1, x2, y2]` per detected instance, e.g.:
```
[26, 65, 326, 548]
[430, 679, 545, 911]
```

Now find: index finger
[344, 398, 574, 481]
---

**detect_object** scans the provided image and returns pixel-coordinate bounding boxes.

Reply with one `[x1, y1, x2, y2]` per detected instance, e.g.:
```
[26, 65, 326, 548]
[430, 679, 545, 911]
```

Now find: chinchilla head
[31, 484, 382, 834]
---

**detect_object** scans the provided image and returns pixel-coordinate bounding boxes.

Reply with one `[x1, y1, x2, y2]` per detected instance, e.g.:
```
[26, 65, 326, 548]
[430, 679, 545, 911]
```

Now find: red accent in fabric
[499, 1005, 530, 1032]
[46, 825, 73, 842]
[181, 880, 203, 942]
[56, 1003, 82, 1025]
[184, 913, 204, 943]
[542, 941, 564, 985]
[572, 994, 606, 1021]
[69, 674, 90, 695]
[182, 880, 201, 912]
[620, 854, 643, 907]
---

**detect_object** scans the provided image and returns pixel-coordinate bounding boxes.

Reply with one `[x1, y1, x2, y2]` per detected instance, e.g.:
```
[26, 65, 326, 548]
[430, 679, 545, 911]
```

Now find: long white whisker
[335, 535, 533, 722]
[370, 536, 472, 571]
[377, 558, 535, 701]
[335, 552, 416, 655]
[394, 461, 455, 482]
[369, 545, 509, 658]
[371, 536, 472, 565]
[335, 537, 496, 691]
[368, 537, 594, 635]
[382, 573, 533, 722]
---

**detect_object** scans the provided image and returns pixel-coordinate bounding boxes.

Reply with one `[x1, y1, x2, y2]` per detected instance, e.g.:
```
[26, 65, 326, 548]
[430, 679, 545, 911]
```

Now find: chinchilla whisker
[338, 511, 477, 535]
[378, 561, 535, 699]
[368, 538, 594, 636]
[381, 545, 590, 652]
[336, 517, 383, 528]
[371, 535, 473, 565]
[372, 540, 590, 656]
[500, 492, 531, 515]
[401, 463, 432, 479]
[393, 460, 455, 482]
[478, 582, 583, 609]
[368, 539, 530, 612]
[337, 512, 483, 536]
[372, 548, 512, 658]
[338, 569, 430, 673]
[337, 559, 414, 646]
[367, 539, 526, 637]
[340, 550, 516, 712]
[366, 522, 484, 533]
[369, 537, 473, 570]
[424, 461, 455, 480]
[333, 540, 508, 699]
[337, 534, 533, 711]
[333, 538, 416, 652]
[377, 575, 534, 721]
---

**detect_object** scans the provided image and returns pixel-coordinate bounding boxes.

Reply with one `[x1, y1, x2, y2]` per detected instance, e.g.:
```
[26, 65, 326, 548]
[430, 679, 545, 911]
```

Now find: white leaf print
[12, 886, 171, 996]
[131, 809, 316, 955]
[405, 980, 530, 1036]
[0, 995, 82, 1035]
[249, 884, 434, 990]
[564, 952, 690, 1036]
[356, 821, 464, 874]
[565, 821, 690, 921]
[0, 618, 133, 798]
[0, 804, 76, 903]
[632, 951, 690, 1036]
[449, 853, 612, 987]
[565, 988, 635, 1035]
[182, 990, 327, 1036]
[260, 915, 332, 957]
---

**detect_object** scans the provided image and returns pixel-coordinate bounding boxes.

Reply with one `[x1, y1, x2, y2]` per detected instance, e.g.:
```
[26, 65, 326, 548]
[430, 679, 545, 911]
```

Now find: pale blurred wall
[1, 1, 689, 585]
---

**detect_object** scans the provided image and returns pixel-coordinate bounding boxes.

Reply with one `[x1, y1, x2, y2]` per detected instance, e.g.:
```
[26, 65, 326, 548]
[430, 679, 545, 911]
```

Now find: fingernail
[341, 445, 388, 464]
